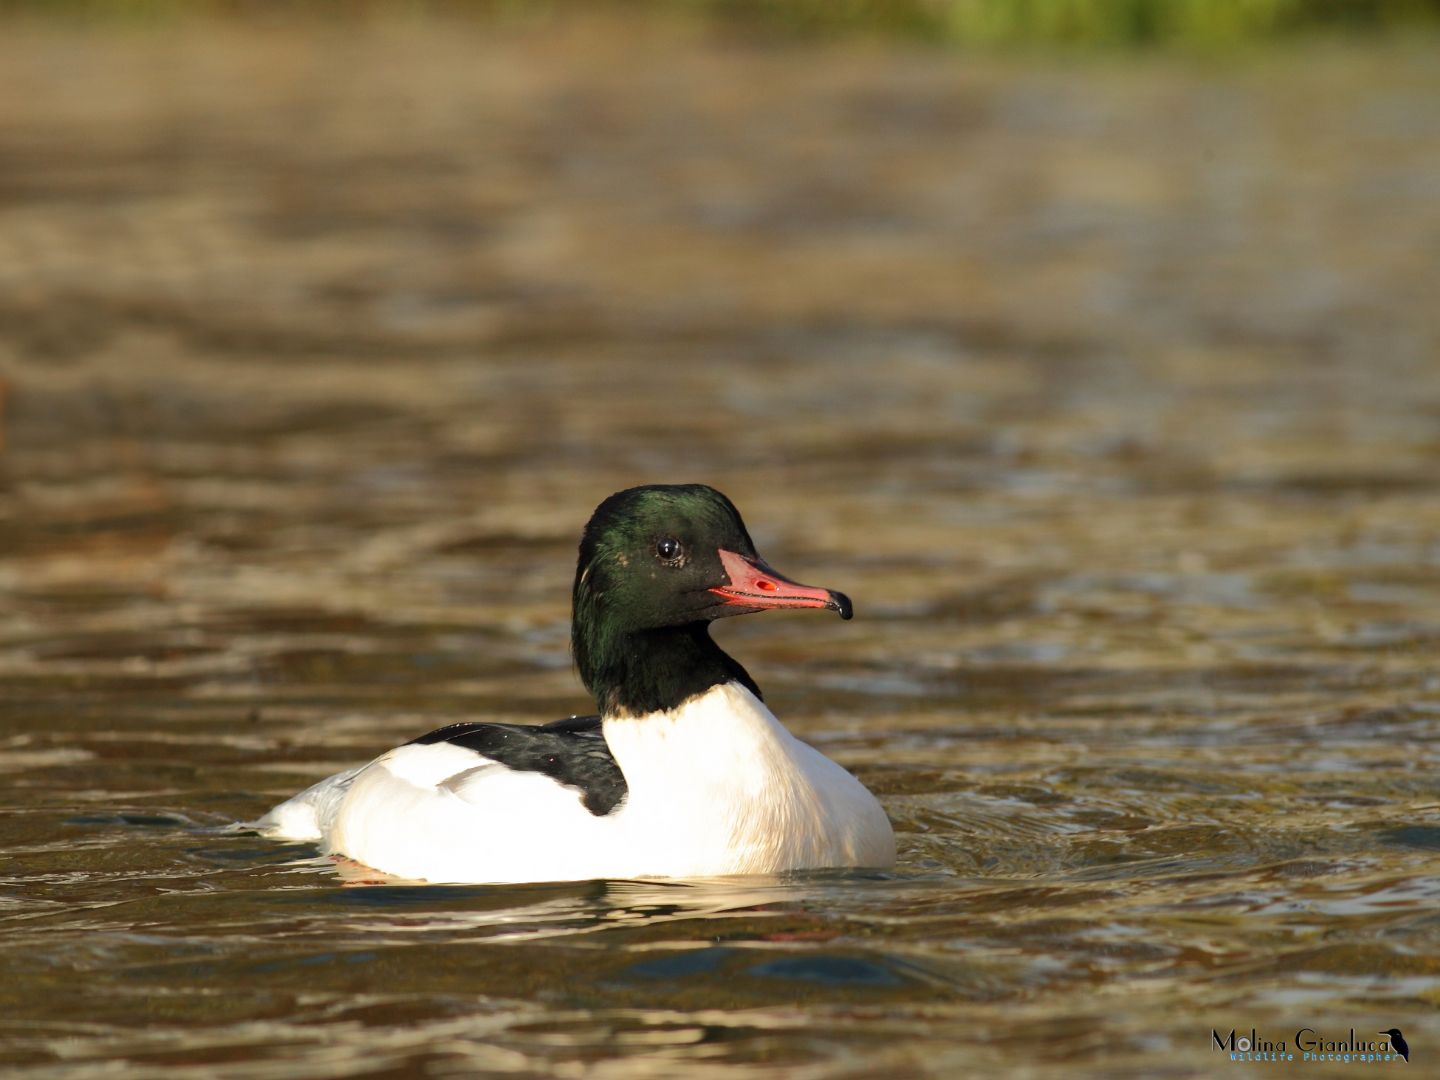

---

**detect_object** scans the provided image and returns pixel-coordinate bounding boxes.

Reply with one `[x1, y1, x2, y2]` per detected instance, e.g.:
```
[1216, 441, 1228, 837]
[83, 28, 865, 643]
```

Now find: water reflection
[314, 872, 862, 942]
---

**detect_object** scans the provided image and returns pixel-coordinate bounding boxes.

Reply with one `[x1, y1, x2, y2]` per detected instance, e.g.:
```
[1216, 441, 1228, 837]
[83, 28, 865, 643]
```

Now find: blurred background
[2, 2, 1438, 1078]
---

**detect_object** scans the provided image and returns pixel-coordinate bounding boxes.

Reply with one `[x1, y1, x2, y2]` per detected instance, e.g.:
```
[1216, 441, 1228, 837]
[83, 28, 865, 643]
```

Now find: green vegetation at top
[719, 0, 1440, 47]
[3, 0, 1439, 48]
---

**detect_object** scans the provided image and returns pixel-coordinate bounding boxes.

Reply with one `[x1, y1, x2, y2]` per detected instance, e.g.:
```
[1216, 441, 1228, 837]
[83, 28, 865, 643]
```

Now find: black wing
[539, 714, 604, 734]
[407, 715, 625, 816]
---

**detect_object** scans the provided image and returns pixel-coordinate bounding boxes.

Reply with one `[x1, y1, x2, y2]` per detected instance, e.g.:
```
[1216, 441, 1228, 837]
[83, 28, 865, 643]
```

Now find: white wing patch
[261, 738, 619, 883]
[375, 742, 495, 789]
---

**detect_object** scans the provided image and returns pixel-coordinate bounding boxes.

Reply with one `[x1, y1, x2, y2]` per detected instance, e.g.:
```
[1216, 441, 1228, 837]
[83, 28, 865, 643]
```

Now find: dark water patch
[184, 842, 319, 866]
[5, 585, 162, 612]
[201, 608, 384, 636]
[0, 511, 183, 558]
[1376, 825, 1440, 852]
[0, 671, 198, 696]
[610, 945, 737, 981]
[252, 645, 513, 688]
[64, 811, 198, 829]
[431, 530, 573, 556]
[27, 633, 221, 664]
[1230, 471, 1440, 498]
[250, 949, 380, 975]
[748, 953, 913, 988]
[895, 591, 1043, 625]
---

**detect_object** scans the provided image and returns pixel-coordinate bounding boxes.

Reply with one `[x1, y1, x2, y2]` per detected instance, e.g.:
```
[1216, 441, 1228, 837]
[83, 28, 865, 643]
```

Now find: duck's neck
[574, 620, 760, 718]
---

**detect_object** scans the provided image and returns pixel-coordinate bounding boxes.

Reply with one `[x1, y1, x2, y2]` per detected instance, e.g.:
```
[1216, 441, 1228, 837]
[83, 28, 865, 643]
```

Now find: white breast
[601, 682, 896, 877]
[257, 682, 895, 884]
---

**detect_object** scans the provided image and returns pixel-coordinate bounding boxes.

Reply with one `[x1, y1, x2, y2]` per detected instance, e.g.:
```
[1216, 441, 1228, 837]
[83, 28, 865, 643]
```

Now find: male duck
[258, 484, 895, 883]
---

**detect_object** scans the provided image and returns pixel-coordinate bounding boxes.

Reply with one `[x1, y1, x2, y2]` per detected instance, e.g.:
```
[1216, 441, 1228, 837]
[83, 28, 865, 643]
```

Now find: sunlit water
[2, 14, 1438, 1078]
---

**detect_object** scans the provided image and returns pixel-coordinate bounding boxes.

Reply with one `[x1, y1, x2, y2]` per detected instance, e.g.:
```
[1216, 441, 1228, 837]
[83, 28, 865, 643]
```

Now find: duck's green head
[571, 484, 851, 712]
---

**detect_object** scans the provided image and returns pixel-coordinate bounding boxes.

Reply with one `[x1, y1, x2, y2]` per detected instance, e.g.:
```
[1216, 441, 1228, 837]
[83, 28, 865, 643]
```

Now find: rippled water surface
[2, 14, 1439, 1078]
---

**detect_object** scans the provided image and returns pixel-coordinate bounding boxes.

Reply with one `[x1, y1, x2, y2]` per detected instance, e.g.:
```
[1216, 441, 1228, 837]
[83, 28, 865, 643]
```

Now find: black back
[407, 715, 626, 816]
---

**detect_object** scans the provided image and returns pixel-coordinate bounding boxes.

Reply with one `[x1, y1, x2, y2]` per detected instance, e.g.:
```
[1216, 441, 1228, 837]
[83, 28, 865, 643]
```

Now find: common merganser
[257, 484, 896, 883]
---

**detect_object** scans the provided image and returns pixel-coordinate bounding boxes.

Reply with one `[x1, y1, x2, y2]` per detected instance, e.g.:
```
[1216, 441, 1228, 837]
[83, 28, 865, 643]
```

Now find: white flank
[256, 681, 895, 884]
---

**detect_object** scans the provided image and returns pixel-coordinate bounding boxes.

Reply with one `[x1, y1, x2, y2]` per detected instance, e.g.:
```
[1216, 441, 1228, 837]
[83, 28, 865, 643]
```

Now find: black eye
[655, 537, 682, 561]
